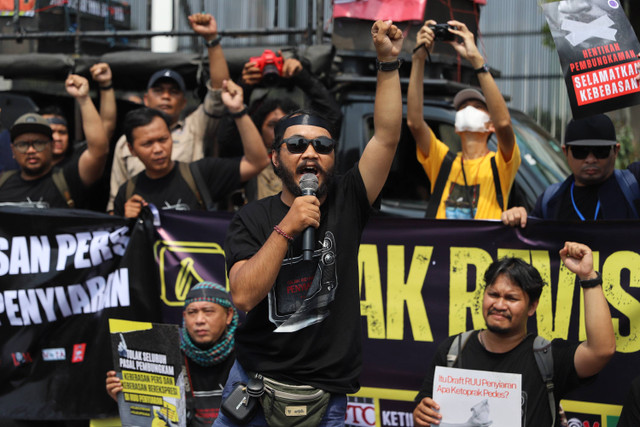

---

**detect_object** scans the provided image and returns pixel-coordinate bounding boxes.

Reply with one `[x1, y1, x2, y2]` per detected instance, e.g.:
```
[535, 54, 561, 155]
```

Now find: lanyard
[570, 182, 600, 220]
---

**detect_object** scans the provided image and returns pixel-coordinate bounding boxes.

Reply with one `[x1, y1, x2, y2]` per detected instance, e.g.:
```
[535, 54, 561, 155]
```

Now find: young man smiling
[413, 242, 615, 427]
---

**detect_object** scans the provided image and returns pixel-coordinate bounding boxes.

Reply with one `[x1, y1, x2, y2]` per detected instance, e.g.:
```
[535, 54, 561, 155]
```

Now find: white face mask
[455, 105, 491, 133]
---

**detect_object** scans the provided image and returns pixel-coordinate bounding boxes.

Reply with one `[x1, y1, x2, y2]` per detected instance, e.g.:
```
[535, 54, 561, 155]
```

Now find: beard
[22, 162, 50, 178]
[274, 158, 335, 199]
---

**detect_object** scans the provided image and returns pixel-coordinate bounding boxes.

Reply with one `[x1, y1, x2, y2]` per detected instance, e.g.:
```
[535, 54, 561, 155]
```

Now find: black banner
[0, 207, 161, 420]
[1, 207, 639, 426]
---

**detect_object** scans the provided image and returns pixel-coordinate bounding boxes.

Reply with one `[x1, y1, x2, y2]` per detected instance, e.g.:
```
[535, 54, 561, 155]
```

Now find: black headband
[274, 114, 332, 141]
[46, 117, 68, 127]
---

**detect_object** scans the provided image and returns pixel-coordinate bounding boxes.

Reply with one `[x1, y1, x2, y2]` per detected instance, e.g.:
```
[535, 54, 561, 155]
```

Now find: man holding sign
[413, 242, 615, 426]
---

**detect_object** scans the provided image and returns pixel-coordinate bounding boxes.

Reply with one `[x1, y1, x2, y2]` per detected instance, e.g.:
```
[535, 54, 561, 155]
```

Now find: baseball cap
[453, 88, 487, 110]
[147, 69, 186, 93]
[10, 112, 53, 141]
[564, 114, 617, 146]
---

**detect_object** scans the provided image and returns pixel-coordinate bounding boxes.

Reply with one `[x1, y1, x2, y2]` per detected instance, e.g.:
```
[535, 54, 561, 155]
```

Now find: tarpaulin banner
[1, 206, 639, 426]
[0, 207, 162, 420]
[542, 0, 640, 119]
[333, 0, 427, 22]
[154, 211, 639, 427]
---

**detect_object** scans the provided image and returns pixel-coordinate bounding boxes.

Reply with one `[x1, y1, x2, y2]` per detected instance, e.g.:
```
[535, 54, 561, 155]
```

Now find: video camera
[249, 49, 284, 85]
[429, 23, 456, 42]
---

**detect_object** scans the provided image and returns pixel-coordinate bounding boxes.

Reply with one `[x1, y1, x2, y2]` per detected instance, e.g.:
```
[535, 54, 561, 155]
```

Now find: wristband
[229, 105, 248, 118]
[474, 63, 490, 75]
[579, 271, 602, 288]
[376, 58, 402, 72]
[99, 83, 114, 90]
[204, 35, 222, 48]
[273, 225, 293, 242]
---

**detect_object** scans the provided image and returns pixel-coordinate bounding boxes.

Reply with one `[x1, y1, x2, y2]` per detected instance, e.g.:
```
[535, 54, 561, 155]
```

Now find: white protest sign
[433, 366, 521, 427]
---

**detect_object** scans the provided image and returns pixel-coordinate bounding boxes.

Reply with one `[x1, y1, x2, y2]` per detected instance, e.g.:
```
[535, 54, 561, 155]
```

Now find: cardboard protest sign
[433, 366, 522, 427]
[543, 0, 640, 118]
[109, 318, 186, 427]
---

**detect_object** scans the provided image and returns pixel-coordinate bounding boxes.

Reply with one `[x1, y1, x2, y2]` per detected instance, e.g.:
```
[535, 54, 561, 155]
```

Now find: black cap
[564, 114, 617, 146]
[147, 69, 186, 93]
[10, 113, 53, 141]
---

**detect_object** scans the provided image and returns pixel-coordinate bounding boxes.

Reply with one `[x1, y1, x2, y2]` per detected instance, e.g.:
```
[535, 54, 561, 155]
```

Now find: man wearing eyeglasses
[217, 20, 403, 426]
[501, 113, 640, 226]
[0, 75, 109, 209]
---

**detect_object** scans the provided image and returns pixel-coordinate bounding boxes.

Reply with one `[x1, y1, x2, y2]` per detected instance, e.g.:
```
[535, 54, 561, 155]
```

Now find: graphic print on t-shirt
[0, 198, 49, 208]
[268, 231, 338, 333]
[444, 183, 479, 219]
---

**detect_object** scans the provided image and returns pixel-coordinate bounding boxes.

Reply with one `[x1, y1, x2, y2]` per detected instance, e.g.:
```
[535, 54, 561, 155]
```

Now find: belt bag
[260, 376, 330, 427]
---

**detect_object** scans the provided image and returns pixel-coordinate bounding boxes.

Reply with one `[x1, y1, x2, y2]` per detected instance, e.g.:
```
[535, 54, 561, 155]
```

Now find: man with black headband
[501, 113, 640, 226]
[107, 282, 238, 426]
[0, 74, 109, 209]
[218, 19, 403, 426]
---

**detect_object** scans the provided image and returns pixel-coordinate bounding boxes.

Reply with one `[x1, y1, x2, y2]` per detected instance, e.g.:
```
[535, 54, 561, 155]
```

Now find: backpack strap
[125, 175, 138, 201]
[446, 330, 475, 367]
[0, 170, 18, 189]
[426, 150, 456, 219]
[490, 156, 504, 212]
[185, 162, 216, 211]
[614, 169, 640, 219]
[540, 182, 563, 219]
[533, 335, 555, 427]
[51, 169, 75, 208]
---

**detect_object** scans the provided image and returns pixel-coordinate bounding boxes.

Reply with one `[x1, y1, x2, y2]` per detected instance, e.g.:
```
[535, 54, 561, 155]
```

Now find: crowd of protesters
[2, 9, 640, 427]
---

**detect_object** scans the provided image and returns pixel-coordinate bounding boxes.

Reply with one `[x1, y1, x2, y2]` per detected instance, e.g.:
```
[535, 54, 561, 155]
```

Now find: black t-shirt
[556, 183, 600, 220]
[113, 158, 241, 216]
[184, 352, 235, 426]
[415, 331, 583, 427]
[224, 165, 371, 394]
[0, 160, 86, 209]
[618, 376, 640, 427]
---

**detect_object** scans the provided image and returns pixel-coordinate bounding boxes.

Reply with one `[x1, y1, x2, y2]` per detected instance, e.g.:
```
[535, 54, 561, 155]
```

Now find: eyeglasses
[281, 136, 336, 155]
[569, 145, 613, 160]
[12, 140, 51, 153]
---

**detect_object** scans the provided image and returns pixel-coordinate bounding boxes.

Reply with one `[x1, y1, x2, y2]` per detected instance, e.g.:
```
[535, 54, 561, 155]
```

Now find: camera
[249, 49, 284, 85]
[429, 23, 456, 42]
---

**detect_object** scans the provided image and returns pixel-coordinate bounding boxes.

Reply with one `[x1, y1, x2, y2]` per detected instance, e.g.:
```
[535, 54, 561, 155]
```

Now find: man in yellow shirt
[407, 19, 520, 219]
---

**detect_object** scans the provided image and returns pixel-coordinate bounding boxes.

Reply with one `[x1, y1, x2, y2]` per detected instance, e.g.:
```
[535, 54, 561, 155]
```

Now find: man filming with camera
[407, 19, 520, 220]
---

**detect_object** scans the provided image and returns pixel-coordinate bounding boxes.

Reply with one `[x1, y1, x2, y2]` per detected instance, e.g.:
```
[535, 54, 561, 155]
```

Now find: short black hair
[483, 257, 546, 304]
[251, 97, 300, 132]
[272, 109, 337, 152]
[39, 105, 67, 120]
[123, 107, 171, 146]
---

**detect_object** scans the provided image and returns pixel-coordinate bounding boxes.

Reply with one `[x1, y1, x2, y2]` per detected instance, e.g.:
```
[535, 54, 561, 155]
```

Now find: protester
[112, 79, 268, 218]
[107, 282, 238, 426]
[0, 74, 109, 209]
[407, 20, 520, 219]
[107, 12, 232, 212]
[32, 63, 115, 170]
[617, 376, 640, 427]
[413, 242, 616, 426]
[223, 52, 342, 202]
[501, 113, 640, 227]
[215, 19, 403, 426]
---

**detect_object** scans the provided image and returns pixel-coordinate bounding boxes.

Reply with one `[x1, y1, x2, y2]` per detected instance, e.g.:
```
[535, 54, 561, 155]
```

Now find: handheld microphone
[300, 173, 319, 261]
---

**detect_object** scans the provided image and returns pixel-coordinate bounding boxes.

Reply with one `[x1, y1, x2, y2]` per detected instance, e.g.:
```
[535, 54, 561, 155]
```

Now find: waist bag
[260, 376, 330, 427]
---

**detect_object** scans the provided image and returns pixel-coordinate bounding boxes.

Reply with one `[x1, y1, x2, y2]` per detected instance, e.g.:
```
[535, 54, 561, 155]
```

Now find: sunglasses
[569, 145, 613, 160]
[281, 136, 336, 155]
[12, 139, 51, 154]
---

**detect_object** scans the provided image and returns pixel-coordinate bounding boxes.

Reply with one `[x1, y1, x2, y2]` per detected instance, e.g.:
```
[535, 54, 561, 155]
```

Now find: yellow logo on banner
[154, 240, 228, 307]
